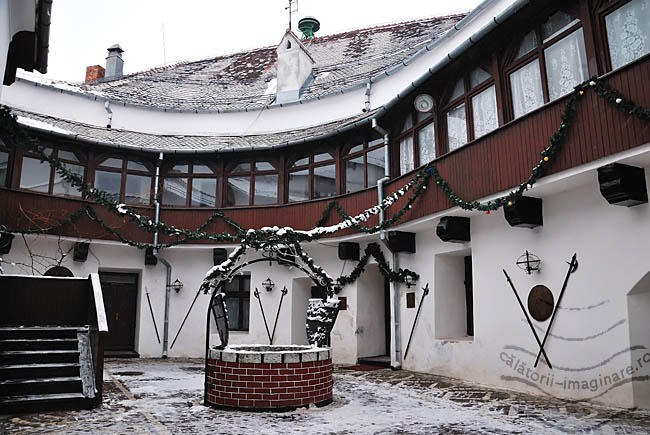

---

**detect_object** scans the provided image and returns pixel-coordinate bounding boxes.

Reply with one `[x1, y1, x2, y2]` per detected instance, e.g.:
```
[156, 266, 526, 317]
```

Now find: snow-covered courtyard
[1, 358, 649, 434]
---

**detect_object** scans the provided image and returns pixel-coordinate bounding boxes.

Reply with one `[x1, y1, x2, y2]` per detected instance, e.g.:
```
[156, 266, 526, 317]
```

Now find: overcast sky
[40, 0, 483, 82]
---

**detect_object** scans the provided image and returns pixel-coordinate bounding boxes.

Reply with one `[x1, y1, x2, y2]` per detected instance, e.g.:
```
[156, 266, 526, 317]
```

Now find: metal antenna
[285, 0, 298, 31]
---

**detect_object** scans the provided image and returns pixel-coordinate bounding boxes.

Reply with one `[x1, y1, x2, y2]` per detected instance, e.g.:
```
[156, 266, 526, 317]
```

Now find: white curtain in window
[399, 135, 414, 175]
[545, 28, 588, 101]
[446, 103, 467, 151]
[472, 85, 498, 139]
[510, 60, 544, 118]
[606, 0, 650, 70]
[417, 122, 435, 164]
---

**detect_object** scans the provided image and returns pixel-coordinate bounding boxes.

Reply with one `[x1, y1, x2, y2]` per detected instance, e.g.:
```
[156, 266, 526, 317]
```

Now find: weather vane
[285, 0, 299, 31]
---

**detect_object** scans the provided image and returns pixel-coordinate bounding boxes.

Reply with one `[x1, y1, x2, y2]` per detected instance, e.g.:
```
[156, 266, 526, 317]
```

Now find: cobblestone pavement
[1, 358, 649, 434]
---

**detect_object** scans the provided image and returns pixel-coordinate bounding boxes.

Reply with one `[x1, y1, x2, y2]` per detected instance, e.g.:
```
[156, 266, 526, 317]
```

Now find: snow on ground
[2, 358, 649, 434]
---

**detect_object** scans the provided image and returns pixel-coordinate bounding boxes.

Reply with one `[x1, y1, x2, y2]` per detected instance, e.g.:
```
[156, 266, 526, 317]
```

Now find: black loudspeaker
[73, 242, 89, 262]
[338, 242, 360, 261]
[436, 217, 470, 243]
[597, 163, 648, 207]
[0, 233, 14, 255]
[504, 196, 543, 228]
[213, 248, 228, 265]
[387, 231, 416, 253]
[145, 247, 158, 266]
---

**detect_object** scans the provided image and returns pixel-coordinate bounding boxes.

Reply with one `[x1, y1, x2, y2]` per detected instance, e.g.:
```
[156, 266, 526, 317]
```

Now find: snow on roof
[13, 108, 379, 153]
[69, 14, 464, 112]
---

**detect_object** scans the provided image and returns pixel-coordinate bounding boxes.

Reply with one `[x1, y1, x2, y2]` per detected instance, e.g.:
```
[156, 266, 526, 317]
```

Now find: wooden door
[99, 272, 138, 351]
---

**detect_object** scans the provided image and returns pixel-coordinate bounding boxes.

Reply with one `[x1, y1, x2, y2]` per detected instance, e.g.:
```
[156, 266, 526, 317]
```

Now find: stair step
[0, 392, 94, 414]
[0, 377, 83, 396]
[0, 363, 80, 380]
[0, 350, 79, 365]
[0, 338, 79, 351]
[0, 327, 85, 339]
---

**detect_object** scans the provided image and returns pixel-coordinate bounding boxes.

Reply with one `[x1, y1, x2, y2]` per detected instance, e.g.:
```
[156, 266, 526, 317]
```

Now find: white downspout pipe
[151, 152, 171, 358]
[372, 118, 401, 370]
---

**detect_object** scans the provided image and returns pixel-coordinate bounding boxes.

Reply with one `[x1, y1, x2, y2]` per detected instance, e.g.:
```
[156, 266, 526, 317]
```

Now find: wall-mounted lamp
[516, 250, 541, 275]
[405, 274, 417, 289]
[168, 278, 184, 293]
[262, 277, 275, 292]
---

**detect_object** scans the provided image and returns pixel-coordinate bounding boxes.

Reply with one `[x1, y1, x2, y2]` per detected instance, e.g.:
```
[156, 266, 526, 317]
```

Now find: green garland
[335, 242, 418, 292]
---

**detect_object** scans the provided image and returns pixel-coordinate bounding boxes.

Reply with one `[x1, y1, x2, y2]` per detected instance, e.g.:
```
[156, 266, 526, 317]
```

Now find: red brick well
[205, 345, 333, 410]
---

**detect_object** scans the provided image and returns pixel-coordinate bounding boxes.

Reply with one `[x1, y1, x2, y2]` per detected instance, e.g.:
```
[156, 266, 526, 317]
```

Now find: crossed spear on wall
[503, 253, 578, 369]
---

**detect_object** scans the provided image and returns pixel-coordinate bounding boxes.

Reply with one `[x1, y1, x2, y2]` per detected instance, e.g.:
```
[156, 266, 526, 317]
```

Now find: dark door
[464, 256, 474, 337]
[384, 278, 391, 355]
[99, 272, 138, 352]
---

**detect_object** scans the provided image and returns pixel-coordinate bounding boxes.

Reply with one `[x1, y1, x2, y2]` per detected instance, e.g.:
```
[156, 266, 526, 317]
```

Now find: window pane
[449, 79, 465, 101]
[606, 0, 650, 70]
[516, 30, 538, 59]
[469, 68, 491, 88]
[20, 157, 50, 193]
[399, 135, 414, 175]
[226, 176, 250, 206]
[254, 174, 278, 205]
[162, 178, 187, 206]
[544, 28, 588, 101]
[225, 298, 241, 330]
[126, 174, 151, 204]
[127, 160, 150, 172]
[57, 150, 79, 162]
[193, 163, 213, 174]
[349, 144, 363, 154]
[231, 163, 250, 173]
[314, 152, 333, 163]
[94, 170, 121, 201]
[191, 178, 216, 207]
[542, 11, 579, 42]
[346, 156, 364, 193]
[0, 150, 9, 187]
[417, 122, 436, 165]
[366, 147, 385, 187]
[255, 161, 274, 171]
[292, 157, 309, 167]
[53, 163, 83, 198]
[368, 138, 383, 148]
[313, 164, 336, 198]
[289, 169, 309, 202]
[168, 163, 189, 174]
[472, 85, 498, 138]
[446, 103, 468, 151]
[400, 113, 414, 133]
[99, 157, 122, 169]
[510, 59, 544, 118]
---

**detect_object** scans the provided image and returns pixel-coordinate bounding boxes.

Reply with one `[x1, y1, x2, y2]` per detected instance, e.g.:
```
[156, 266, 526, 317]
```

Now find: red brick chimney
[85, 65, 105, 83]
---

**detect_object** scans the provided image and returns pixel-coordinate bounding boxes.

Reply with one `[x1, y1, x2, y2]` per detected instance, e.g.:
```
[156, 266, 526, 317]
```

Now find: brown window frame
[503, 8, 587, 121]
[439, 66, 496, 154]
[0, 137, 13, 189]
[93, 154, 154, 205]
[19, 145, 87, 198]
[287, 151, 337, 202]
[393, 109, 437, 175]
[342, 138, 385, 193]
[161, 161, 218, 208]
[224, 159, 280, 207]
[593, 0, 648, 74]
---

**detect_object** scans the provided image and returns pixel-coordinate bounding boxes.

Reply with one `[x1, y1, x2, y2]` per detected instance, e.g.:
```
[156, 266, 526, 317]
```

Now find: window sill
[435, 336, 474, 343]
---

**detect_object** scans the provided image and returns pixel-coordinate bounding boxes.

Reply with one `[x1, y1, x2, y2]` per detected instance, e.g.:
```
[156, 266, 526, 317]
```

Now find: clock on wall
[414, 94, 434, 113]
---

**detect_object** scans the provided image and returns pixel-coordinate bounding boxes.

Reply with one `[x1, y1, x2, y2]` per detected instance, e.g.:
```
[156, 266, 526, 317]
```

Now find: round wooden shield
[44, 266, 74, 277]
[527, 285, 554, 322]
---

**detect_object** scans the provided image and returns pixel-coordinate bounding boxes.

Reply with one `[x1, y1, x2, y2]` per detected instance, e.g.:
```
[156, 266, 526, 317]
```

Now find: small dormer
[275, 30, 315, 105]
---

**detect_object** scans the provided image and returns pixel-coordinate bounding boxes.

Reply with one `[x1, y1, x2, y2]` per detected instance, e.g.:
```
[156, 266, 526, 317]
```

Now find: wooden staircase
[0, 326, 99, 413]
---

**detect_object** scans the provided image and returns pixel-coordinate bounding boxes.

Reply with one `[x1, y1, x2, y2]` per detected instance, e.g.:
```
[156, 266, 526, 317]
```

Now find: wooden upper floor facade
[0, 0, 649, 242]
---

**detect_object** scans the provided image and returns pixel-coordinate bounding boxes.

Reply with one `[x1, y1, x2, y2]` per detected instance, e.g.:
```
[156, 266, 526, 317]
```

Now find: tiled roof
[14, 108, 380, 153]
[75, 14, 465, 112]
